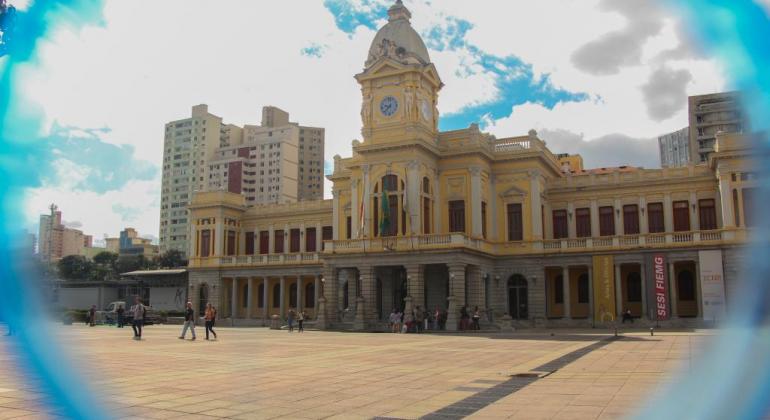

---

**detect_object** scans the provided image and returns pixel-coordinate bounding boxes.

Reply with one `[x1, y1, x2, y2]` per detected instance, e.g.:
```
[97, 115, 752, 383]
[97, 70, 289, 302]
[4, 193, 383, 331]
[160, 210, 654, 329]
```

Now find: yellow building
[187, 1, 755, 329]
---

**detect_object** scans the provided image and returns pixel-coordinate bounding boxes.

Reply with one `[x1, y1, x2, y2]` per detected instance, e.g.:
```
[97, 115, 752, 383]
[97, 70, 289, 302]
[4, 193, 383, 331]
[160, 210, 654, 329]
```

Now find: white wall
[57, 287, 118, 310]
[150, 287, 187, 311]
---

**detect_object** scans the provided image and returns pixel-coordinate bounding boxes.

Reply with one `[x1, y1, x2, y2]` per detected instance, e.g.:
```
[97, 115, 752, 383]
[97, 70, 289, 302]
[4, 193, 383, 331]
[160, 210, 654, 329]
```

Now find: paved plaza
[0, 324, 713, 419]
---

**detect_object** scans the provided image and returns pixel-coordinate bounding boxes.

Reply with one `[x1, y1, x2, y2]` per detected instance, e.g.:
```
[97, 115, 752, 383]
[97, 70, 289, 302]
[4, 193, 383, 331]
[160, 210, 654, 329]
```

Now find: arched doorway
[507, 275, 528, 319]
[198, 284, 209, 315]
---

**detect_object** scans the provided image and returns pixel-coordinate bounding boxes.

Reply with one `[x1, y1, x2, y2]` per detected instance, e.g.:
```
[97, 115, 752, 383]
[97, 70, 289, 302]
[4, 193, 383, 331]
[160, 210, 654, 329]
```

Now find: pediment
[499, 185, 527, 198]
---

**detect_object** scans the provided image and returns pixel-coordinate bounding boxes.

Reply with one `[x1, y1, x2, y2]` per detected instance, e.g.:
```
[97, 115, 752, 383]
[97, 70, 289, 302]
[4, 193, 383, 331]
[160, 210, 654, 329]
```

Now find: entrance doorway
[507, 275, 528, 319]
[198, 284, 209, 315]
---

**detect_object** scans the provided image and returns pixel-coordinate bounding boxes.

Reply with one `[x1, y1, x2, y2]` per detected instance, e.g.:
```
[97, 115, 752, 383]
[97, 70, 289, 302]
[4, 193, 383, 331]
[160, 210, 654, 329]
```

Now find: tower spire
[388, 0, 411, 22]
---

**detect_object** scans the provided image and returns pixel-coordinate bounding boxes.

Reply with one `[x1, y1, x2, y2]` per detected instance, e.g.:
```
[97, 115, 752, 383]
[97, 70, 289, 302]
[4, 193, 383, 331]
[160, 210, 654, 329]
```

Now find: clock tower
[355, 0, 443, 147]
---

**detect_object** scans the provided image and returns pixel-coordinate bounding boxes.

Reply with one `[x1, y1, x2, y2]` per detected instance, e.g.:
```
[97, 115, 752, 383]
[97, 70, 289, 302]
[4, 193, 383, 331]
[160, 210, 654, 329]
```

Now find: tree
[92, 251, 118, 267]
[156, 249, 187, 268]
[57, 255, 93, 280]
[115, 254, 156, 274]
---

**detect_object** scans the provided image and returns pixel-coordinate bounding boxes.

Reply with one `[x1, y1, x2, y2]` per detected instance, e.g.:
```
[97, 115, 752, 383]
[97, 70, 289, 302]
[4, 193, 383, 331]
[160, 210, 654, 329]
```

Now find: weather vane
[0, 0, 17, 57]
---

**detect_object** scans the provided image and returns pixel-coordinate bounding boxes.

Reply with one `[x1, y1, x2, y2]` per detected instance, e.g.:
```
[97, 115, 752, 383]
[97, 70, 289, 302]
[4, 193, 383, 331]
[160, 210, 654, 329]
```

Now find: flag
[379, 189, 391, 236]
[402, 167, 409, 220]
[358, 191, 365, 238]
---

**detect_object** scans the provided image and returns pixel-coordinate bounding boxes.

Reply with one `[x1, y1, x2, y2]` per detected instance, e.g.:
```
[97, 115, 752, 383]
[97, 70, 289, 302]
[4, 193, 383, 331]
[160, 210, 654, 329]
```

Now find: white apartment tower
[658, 127, 690, 168]
[160, 105, 325, 256]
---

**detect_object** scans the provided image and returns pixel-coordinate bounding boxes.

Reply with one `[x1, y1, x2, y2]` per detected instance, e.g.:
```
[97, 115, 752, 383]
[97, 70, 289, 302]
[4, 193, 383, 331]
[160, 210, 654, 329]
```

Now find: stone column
[543, 201, 553, 240]
[263, 278, 269, 320]
[640, 264, 648, 318]
[215, 213, 225, 256]
[465, 265, 485, 313]
[247, 278, 254, 319]
[314, 275, 321, 315]
[297, 277, 303, 310]
[567, 203, 576, 238]
[231, 278, 238, 319]
[639, 197, 649, 234]
[718, 177, 735, 227]
[690, 191, 700, 231]
[404, 264, 424, 314]
[470, 167, 482, 237]
[669, 262, 678, 318]
[587, 267, 594, 325]
[300, 224, 306, 253]
[315, 222, 322, 252]
[279, 276, 286, 319]
[590, 200, 600, 238]
[323, 266, 338, 323]
[530, 172, 543, 240]
[562, 266, 571, 319]
[614, 198, 624, 236]
[407, 160, 421, 235]
[664, 193, 674, 232]
[614, 264, 622, 317]
[268, 224, 275, 254]
[446, 263, 466, 331]
[332, 189, 340, 240]
[489, 176, 499, 241]
[358, 266, 377, 329]
[283, 223, 289, 253]
[351, 179, 360, 238]
[432, 169, 441, 233]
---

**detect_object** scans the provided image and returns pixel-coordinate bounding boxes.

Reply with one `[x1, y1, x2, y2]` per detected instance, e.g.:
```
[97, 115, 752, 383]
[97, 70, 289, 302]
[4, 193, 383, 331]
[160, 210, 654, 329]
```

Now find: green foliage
[156, 249, 187, 268]
[114, 254, 156, 274]
[92, 251, 118, 267]
[57, 255, 93, 280]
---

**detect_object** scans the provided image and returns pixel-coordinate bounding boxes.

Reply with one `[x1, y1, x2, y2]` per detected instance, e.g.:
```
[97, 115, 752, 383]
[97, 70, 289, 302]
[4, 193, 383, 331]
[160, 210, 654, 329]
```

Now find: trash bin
[270, 314, 281, 330]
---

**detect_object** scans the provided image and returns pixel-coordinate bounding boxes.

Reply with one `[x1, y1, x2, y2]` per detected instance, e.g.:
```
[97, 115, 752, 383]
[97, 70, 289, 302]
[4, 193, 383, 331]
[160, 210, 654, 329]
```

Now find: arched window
[626, 272, 642, 302]
[305, 282, 315, 308]
[507, 275, 528, 319]
[382, 174, 398, 191]
[289, 283, 298, 308]
[272, 284, 281, 307]
[678, 269, 695, 301]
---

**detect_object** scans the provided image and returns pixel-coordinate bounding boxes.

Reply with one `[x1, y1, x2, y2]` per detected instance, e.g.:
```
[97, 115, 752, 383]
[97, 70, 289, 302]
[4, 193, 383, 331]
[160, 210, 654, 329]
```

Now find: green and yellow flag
[379, 189, 391, 236]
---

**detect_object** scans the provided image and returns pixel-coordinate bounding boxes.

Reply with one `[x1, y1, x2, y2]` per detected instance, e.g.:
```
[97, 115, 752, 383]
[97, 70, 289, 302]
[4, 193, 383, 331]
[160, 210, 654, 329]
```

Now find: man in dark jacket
[178, 302, 196, 340]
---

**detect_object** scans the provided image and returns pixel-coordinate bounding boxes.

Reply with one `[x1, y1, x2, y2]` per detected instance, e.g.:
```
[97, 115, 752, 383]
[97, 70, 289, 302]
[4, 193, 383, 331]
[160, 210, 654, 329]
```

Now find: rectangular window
[623, 205, 640, 235]
[245, 232, 255, 255]
[673, 200, 690, 232]
[259, 231, 269, 255]
[481, 202, 487, 239]
[423, 197, 431, 234]
[321, 226, 333, 250]
[698, 199, 717, 230]
[648, 202, 665, 233]
[554, 276, 564, 304]
[577, 275, 589, 303]
[448, 200, 466, 233]
[274, 230, 284, 253]
[226, 230, 236, 256]
[552, 210, 568, 239]
[575, 208, 591, 238]
[599, 206, 615, 236]
[346, 217, 352, 240]
[507, 203, 523, 241]
[289, 229, 300, 253]
[742, 188, 755, 227]
[306, 228, 316, 252]
[200, 229, 211, 257]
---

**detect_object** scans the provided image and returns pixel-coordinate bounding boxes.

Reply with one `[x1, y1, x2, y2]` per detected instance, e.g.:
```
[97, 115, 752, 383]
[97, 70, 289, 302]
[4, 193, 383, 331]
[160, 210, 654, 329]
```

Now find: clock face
[420, 99, 432, 122]
[379, 96, 399, 117]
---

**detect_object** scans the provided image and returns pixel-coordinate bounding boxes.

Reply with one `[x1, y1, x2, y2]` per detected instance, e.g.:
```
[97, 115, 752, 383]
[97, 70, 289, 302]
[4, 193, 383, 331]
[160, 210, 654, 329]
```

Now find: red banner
[653, 254, 668, 320]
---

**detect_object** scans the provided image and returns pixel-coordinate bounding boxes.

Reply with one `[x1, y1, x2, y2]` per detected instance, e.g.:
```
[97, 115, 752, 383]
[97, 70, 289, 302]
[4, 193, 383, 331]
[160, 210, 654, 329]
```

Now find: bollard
[650, 327, 654, 336]
[614, 327, 618, 337]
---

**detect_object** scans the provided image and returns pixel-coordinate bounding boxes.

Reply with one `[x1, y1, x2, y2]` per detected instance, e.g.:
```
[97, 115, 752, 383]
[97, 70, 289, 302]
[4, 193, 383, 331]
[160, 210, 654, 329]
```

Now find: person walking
[116, 304, 125, 328]
[204, 303, 217, 340]
[287, 308, 296, 333]
[460, 305, 470, 331]
[179, 301, 196, 340]
[89, 305, 96, 327]
[414, 306, 424, 334]
[131, 297, 145, 340]
[472, 306, 481, 331]
[433, 307, 441, 331]
[297, 309, 305, 333]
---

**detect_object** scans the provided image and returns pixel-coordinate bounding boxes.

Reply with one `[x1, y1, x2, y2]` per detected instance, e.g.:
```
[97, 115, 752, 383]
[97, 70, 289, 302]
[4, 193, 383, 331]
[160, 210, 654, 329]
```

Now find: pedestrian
[298, 309, 305, 333]
[388, 308, 396, 333]
[472, 306, 481, 331]
[89, 305, 96, 327]
[204, 302, 217, 340]
[433, 306, 440, 331]
[404, 310, 413, 333]
[116, 304, 125, 328]
[131, 297, 145, 340]
[414, 306, 424, 333]
[287, 308, 296, 333]
[179, 301, 197, 340]
[622, 309, 634, 324]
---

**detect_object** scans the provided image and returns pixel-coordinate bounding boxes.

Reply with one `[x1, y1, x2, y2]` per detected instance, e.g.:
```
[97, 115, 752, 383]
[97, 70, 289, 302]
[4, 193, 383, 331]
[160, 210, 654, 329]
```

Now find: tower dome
[365, 1, 431, 67]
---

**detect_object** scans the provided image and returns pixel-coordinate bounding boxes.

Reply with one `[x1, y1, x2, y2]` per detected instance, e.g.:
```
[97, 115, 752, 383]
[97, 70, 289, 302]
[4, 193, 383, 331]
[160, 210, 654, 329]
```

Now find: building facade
[659, 127, 690, 168]
[160, 105, 325, 256]
[38, 208, 93, 262]
[688, 91, 746, 164]
[186, 1, 755, 329]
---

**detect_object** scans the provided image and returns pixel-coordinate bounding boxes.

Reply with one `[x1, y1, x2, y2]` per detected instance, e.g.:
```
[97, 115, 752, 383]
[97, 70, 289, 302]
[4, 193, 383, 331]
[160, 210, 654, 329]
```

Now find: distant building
[105, 237, 120, 253]
[38, 207, 92, 262]
[688, 91, 746, 163]
[659, 127, 690, 168]
[118, 228, 159, 258]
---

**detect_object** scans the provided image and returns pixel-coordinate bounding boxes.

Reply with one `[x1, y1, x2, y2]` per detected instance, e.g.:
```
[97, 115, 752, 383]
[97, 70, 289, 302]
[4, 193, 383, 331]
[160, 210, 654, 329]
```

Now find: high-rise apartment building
[688, 91, 746, 163]
[38, 207, 93, 262]
[658, 127, 690, 168]
[160, 105, 325, 255]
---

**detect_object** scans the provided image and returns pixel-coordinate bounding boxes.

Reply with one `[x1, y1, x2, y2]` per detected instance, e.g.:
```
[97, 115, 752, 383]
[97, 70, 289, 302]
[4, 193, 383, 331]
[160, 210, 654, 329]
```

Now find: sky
[16, 0, 733, 246]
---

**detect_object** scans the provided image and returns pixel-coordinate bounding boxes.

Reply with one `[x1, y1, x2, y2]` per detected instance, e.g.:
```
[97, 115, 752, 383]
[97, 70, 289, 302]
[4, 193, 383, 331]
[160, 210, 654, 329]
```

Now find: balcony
[189, 252, 322, 268]
[323, 229, 746, 256]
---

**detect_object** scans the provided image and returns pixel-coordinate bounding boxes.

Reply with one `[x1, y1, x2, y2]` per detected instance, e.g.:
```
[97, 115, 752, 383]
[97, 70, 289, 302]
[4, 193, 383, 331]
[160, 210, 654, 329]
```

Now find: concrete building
[118, 228, 159, 258]
[688, 91, 746, 163]
[38, 208, 93, 262]
[185, 1, 755, 329]
[659, 127, 690, 168]
[160, 105, 325, 257]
